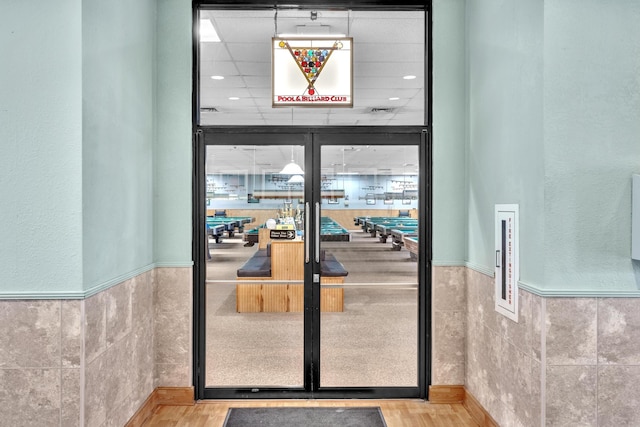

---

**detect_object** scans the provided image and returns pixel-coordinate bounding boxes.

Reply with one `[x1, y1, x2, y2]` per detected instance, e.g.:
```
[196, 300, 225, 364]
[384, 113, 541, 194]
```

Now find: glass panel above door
[198, 9, 426, 126]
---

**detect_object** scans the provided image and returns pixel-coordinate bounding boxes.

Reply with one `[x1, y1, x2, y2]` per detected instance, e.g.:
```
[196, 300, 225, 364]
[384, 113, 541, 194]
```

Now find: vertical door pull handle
[305, 202, 310, 263]
[315, 202, 320, 263]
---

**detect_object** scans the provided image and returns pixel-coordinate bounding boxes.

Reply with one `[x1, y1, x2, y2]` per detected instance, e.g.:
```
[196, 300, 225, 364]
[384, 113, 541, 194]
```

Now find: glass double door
[197, 129, 425, 399]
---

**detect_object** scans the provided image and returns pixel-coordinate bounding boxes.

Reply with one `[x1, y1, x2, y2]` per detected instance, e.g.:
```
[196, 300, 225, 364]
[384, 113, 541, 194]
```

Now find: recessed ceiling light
[200, 19, 221, 42]
[403, 75, 417, 80]
[229, 97, 240, 101]
[211, 75, 224, 80]
[389, 97, 400, 101]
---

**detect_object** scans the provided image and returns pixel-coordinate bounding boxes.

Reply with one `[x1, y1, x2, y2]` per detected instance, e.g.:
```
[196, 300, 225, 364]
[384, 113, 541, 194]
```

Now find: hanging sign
[272, 37, 353, 108]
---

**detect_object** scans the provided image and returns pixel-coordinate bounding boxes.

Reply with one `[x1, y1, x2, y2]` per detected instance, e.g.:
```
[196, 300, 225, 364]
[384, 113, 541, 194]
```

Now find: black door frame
[192, 0, 433, 401]
[194, 127, 429, 400]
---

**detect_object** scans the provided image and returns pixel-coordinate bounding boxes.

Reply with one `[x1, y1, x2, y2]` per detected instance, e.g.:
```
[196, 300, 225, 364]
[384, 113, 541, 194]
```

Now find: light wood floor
[143, 400, 480, 427]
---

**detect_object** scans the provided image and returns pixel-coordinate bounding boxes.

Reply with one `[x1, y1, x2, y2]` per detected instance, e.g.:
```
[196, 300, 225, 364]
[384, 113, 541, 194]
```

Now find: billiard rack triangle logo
[278, 40, 344, 96]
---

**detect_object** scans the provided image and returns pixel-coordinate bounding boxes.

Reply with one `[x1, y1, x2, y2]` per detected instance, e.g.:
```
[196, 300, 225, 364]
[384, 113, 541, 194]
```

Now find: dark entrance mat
[223, 407, 387, 427]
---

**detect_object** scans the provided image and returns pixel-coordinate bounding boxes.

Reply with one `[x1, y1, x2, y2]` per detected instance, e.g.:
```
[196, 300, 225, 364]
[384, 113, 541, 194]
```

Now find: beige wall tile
[104, 333, 136, 418]
[0, 270, 157, 427]
[546, 298, 597, 365]
[132, 270, 154, 333]
[500, 340, 534, 426]
[62, 300, 82, 368]
[467, 268, 500, 333]
[132, 271, 156, 403]
[493, 404, 526, 427]
[0, 300, 60, 368]
[62, 368, 81, 427]
[0, 368, 61, 426]
[155, 310, 190, 365]
[106, 278, 132, 346]
[479, 388, 503, 426]
[598, 298, 640, 365]
[85, 292, 107, 364]
[465, 318, 482, 394]
[464, 271, 640, 426]
[84, 351, 108, 427]
[479, 324, 502, 398]
[466, 322, 502, 410]
[431, 266, 466, 386]
[432, 310, 465, 384]
[465, 268, 544, 427]
[598, 365, 640, 426]
[530, 293, 543, 361]
[155, 267, 192, 388]
[156, 363, 191, 387]
[155, 267, 192, 315]
[500, 288, 532, 355]
[432, 266, 466, 311]
[84, 271, 156, 427]
[546, 365, 597, 427]
[530, 359, 542, 427]
[465, 269, 502, 410]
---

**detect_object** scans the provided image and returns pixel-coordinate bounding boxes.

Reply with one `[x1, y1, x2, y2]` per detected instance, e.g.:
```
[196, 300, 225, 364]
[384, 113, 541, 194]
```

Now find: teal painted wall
[466, 0, 640, 293]
[5, 1, 637, 296]
[82, 0, 157, 292]
[542, 0, 640, 292]
[154, 0, 193, 267]
[431, 0, 468, 266]
[466, 0, 544, 282]
[0, 2, 84, 296]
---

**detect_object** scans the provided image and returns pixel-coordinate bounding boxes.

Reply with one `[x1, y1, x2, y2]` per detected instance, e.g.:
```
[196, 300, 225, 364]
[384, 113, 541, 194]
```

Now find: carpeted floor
[205, 229, 418, 388]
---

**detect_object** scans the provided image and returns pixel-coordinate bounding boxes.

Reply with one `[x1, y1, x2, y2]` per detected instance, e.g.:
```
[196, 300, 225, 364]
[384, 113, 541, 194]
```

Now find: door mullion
[309, 134, 322, 393]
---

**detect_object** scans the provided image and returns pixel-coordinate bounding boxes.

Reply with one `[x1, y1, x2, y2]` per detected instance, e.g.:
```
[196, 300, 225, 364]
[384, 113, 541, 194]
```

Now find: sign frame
[272, 37, 353, 108]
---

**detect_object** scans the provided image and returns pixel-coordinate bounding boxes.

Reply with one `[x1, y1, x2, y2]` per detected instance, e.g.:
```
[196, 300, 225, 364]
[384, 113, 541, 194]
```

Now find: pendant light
[279, 146, 304, 175]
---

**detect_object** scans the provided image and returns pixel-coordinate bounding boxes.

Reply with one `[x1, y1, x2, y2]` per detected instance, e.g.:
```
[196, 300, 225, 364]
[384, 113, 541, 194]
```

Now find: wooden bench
[236, 240, 346, 313]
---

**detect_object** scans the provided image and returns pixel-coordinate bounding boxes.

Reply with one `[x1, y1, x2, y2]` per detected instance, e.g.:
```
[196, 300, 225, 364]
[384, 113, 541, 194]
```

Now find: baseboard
[463, 388, 499, 427]
[428, 385, 465, 403]
[155, 386, 195, 406]
[125, 387, 194, 427]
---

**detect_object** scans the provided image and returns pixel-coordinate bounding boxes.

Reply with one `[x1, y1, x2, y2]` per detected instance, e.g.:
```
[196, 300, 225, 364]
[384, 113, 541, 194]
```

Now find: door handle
[305, 202, 310, 263]
[315, 202, 320, 263]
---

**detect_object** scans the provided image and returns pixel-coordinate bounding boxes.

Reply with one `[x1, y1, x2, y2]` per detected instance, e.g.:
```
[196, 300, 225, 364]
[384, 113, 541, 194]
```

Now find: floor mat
[223, 407, 387, 427]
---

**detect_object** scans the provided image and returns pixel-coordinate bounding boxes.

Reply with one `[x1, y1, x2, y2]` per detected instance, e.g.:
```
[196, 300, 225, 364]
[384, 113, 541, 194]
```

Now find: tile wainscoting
[465, 267, 542, 427]
[0, 267, 192, 427]
[434, 265, 640, 427]
[4, 265, 639, 426]
[432, 266, 467, 385]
